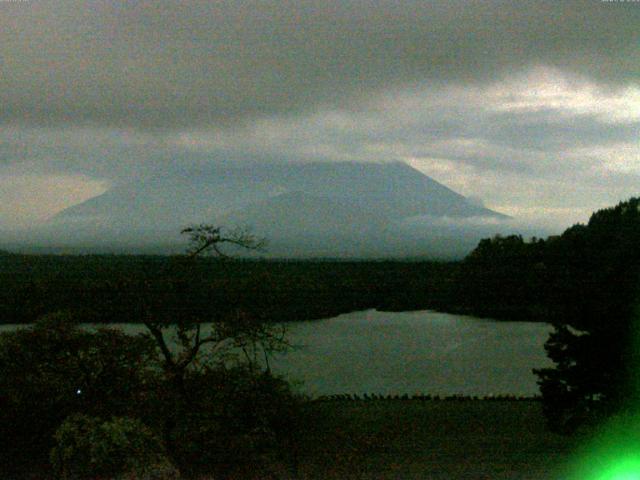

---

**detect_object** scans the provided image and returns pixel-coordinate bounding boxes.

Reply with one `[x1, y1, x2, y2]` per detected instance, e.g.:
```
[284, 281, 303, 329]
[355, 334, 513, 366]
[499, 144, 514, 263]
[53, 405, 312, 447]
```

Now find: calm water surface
[1, 310, 553, 397]
[271, 310, 552, 397]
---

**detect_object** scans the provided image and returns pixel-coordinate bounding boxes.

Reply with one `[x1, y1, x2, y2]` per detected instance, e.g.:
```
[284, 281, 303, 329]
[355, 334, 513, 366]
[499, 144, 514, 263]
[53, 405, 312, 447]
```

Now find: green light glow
[595, 457, 640, 480]
[565, 301, 640, 480]
[566, 413, 640, 480]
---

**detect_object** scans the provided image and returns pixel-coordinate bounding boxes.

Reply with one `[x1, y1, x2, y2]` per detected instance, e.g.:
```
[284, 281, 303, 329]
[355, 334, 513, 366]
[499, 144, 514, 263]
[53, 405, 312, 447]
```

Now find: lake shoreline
[1, 309, 552, 398]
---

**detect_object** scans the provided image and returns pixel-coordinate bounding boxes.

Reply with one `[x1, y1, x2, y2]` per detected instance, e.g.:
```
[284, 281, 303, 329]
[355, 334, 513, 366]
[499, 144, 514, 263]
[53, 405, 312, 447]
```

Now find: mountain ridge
[46, 161, 509, 257]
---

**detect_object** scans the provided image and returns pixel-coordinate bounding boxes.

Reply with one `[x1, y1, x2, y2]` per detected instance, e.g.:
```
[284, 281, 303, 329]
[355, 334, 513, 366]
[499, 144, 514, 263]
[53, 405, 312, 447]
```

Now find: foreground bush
[0, 312, 158, 478]
[50, 414, 179, 480]
[163, 365, 302, 479]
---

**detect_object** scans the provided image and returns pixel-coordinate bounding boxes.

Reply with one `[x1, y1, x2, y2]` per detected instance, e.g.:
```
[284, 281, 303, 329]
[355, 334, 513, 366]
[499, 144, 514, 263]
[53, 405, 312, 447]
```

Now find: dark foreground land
[279, 399, 578, 480]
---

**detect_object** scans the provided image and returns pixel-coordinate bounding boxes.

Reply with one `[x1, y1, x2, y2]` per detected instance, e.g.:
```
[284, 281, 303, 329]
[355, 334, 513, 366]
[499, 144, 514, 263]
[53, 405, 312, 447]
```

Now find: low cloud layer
[1, 1, 639, 232]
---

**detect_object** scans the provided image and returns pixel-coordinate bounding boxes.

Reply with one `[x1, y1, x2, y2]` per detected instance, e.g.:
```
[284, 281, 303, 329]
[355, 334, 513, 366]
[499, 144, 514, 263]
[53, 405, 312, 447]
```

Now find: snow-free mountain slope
[47, 161, 509, 257]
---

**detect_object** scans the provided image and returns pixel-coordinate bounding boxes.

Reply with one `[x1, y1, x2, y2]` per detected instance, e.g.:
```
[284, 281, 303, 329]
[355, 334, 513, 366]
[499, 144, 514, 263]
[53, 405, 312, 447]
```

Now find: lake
[0, 310, 553, 397]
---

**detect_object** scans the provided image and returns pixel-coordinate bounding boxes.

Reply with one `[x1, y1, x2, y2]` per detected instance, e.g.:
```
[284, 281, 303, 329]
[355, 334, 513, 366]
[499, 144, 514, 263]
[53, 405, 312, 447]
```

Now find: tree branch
[144, 321, 175, 369]
[181, 224, 267, 259]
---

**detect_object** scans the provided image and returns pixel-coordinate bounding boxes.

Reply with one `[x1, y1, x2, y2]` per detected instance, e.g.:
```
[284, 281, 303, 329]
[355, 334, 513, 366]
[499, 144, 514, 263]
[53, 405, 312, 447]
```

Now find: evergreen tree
[534, 198, 640, 431]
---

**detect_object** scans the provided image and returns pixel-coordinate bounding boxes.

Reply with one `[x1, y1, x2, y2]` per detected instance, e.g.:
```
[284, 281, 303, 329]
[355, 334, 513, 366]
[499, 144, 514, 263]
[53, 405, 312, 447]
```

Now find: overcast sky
[1, 0, 639, 230]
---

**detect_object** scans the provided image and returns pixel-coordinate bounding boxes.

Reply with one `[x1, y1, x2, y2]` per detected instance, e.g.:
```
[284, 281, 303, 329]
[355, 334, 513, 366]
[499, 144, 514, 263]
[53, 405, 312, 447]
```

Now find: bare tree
[181, 224, 267, 259]
[142, 225, 282, 399]
[139, 225, 290, 466]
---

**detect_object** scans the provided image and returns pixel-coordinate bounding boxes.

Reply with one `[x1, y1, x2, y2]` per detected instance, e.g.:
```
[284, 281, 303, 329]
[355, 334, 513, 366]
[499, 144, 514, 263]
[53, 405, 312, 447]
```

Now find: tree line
[452, 198, 640, 432]
[0, 252, 455, 326]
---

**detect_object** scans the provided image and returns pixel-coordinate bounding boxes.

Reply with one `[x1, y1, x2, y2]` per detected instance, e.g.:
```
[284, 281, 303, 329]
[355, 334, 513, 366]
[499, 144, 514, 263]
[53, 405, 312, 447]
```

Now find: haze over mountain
[1, 2, 638, 245]
[6, 161, 522, 258]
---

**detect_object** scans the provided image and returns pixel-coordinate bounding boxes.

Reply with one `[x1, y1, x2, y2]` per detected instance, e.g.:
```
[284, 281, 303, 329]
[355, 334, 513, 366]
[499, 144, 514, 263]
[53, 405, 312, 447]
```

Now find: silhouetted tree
[182, 224, 267, 258]
[140, 225, 295, 478]
[534, 198, 640, 431]
[142, 225, 281, 399]
[454, 199, 640, 432]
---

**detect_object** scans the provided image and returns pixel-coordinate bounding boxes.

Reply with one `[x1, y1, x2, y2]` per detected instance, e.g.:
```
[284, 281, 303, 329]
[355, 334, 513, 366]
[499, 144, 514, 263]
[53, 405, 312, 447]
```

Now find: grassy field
[278, 399, 582, 480]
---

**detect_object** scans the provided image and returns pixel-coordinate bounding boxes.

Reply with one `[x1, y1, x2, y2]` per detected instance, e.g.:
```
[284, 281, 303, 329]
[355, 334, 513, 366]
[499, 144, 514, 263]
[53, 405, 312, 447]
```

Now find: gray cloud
[481, 111, 640, 152]
[2, 83, 637, 183]
[1, 1, 639, 233]
[1, 0, 638, 129]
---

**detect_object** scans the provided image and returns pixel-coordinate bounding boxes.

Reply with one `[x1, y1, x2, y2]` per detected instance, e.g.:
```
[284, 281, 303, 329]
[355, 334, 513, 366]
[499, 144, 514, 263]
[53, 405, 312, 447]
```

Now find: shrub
[0, 312, 159, 477]
[164, 366, 302, 479]
[50, 414, 179, 480]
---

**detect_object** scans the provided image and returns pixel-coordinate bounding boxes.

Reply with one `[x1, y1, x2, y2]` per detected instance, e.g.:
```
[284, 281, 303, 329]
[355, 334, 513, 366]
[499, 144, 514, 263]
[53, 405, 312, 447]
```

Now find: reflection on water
[270, 310, 553, 397]
[0, 310, 553, 398]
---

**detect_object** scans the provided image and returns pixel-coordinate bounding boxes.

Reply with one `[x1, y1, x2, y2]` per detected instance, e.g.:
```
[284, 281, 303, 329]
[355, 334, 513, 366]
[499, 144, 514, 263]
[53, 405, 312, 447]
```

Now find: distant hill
[41, 161, 510, 257]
